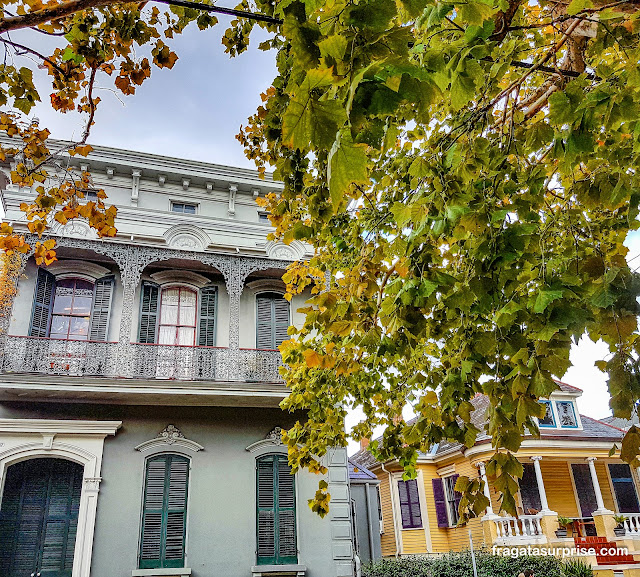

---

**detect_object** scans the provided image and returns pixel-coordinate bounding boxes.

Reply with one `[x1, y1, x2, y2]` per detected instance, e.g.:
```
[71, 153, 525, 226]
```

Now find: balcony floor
[0, 373, 289, 407]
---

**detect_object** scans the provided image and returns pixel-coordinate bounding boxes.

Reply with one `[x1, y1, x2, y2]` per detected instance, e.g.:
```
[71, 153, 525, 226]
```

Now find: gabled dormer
[537, 381, 583, 431]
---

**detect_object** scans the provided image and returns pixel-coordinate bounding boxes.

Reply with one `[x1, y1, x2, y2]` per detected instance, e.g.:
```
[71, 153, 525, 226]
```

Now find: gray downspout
[364, 481, 375, 561]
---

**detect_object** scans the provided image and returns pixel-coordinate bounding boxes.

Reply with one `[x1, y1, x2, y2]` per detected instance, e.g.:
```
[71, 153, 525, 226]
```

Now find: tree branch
[80, 64, 97, 144]
[0, 36, 67, 75]
[0, 0, 282, 35]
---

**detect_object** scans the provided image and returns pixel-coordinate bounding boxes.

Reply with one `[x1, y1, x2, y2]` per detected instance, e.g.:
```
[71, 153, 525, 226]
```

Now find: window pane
[177, 327, 195, 345]
[158, 326, 176, 345]
[610, 464, 640, 513]
[50, 316, 70, 338]
[179, 291, 196, 326]
[68, 317, 89, 340]
[72, 296, 93, 316]
[556, 401, 577, 427]
[52, 292, 73, 315]
[539, 401, 555, 426]
[183, 204, 196, 214]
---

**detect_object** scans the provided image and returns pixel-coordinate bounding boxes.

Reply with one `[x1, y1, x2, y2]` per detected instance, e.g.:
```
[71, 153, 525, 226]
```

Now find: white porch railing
[624, 514, 640, 536]
[494, 514, 546, 544]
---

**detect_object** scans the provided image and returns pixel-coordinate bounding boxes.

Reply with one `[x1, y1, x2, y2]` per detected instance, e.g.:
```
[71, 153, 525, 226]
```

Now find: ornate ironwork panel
[2, 336, 119, 377]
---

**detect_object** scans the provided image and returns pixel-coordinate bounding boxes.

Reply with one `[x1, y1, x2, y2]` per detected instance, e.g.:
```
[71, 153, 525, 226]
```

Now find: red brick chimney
[360, 437, 370, 450]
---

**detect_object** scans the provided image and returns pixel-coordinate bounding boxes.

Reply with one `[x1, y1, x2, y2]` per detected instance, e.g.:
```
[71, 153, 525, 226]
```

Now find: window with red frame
[158, 287, 197, 346]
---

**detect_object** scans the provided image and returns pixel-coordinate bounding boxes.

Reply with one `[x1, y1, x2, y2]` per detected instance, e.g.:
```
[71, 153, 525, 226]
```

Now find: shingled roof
[351, 383, 623, 471]
[348, 457, 379, 482]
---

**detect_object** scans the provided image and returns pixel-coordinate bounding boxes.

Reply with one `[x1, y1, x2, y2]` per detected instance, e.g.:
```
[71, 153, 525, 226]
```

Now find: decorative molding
[149, 269, 211, 289]
[46, 259, 110, 280]
[51, 220, 98, 240]
[0, 418, 122, 435]
[245, 426, 286, 453]
[106, 166, 115, 179]
[158, 174, 166, 187]
[135, 424, 204, 453]
[42, 434, 55, 450]
[246, 278, 286, 293]
[163, 223, 210, 252]
[83, 477, 102, 492]
[206, 182, 213, 193]
[228, 184, 237, 218]
[131, 169, 142, 206]
[436, 464, 456, 477]
[265, 240, 305, 261]
[182, 178, 190, 191]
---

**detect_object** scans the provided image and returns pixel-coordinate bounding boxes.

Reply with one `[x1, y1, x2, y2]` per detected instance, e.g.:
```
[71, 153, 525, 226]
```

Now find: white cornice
[0, 418, 122, 435]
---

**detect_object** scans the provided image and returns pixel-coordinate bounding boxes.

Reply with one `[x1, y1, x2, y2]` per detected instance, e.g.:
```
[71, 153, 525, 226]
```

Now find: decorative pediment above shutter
[135, 425, 204, 453]
[245, 427, 286, 453]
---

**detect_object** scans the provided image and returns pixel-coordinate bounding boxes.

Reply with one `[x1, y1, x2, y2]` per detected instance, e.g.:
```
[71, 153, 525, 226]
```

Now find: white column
[587, 457, 612, 514]
[477, 461, 495, 517]
[531, 456, 553, 513]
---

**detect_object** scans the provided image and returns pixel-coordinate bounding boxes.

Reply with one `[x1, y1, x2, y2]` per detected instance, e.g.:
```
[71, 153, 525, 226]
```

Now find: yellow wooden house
[352, 382, 640, 576]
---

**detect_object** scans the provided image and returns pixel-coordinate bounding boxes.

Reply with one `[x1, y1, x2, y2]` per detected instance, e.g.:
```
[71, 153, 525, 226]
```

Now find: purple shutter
[407, 479, 422, 528]
[432, 478, 449, 527]
[398, 480, 422, 529]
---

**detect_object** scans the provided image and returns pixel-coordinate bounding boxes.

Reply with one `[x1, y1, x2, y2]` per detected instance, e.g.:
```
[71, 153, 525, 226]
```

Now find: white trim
[132, 569, 192, 577]
[0, 419, 120, 577]
[388, 473, 404, 554]
[150, 270, 211, 289]
[246, 279, 287, 293]
[464, 439, 621, 460]
[135, 425, 203, 454]
[0, 418, 122, 435]
[416, 469, 432, 553]
[46, 260, 111, 281]
[436, 464, 455, 477]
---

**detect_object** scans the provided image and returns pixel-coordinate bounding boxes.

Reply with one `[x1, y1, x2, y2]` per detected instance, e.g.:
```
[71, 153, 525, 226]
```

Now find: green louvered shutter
[256, 293, 290, 350]
[0, 459, 82, 577]
[198, 286, 217, 346]
[140, 455, 189, 569]
[138, 282, 159, 343]
[89, 276, 115, 341]
[256, 455, 297, 565]
[29, 268, 55, 337]
[273, 298, 290, 349]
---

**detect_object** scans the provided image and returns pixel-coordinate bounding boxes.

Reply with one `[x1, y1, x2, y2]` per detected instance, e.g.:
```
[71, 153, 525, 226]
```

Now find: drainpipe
[381, 463, 401, 558]
[364, 481, 376, 561]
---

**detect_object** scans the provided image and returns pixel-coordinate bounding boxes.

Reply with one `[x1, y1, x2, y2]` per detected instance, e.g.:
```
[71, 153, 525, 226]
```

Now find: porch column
[587, 457, 612, 514]
[477, 461, 495, 516]
[531, 456, 552, 513]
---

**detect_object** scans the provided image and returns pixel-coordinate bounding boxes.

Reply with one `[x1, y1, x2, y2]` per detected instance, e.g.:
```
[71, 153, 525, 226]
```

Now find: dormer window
[556, 401, 578, 428]
[538, 401, 556, 427]
[171, 202, 197, 214]
[538, 399, 581, 429]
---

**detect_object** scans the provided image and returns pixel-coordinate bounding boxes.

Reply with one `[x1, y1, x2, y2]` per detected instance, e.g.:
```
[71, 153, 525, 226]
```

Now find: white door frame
[0, 418, 121, 577]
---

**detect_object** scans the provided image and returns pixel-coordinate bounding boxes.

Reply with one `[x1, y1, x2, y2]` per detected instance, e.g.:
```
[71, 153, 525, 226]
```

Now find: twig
[0, 36, 67, 75]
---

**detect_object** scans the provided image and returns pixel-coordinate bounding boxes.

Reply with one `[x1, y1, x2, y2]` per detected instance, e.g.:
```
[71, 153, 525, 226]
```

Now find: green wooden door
[0, 459, 83, 577]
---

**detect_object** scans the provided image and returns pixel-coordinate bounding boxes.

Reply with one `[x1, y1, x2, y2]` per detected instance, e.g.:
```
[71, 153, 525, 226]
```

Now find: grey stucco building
[0, 143, 354, 577]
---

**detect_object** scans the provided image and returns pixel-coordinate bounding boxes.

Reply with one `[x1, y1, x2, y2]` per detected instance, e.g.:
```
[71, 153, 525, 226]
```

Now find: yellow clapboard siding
[378, 475, 398, 556]
[401, 527, 427, 554]
[541, 460, 580, 517]
[446, 461, 486, 551]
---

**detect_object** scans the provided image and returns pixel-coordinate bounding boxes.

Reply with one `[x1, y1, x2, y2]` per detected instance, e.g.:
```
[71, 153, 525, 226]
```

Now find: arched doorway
[0, 458, 83, 577]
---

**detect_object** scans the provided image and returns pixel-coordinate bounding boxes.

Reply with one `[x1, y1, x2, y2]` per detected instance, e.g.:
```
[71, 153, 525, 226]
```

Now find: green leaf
[282, 68, 346, 150]
[566, 0, 593, 16]
[328, 129, 369, 208]
[533, 290, 564, 313]
[456, 1, 495, 25]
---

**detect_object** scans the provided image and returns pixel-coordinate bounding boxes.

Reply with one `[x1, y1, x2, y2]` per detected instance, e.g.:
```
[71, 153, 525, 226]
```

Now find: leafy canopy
[1, 0, 640, 519]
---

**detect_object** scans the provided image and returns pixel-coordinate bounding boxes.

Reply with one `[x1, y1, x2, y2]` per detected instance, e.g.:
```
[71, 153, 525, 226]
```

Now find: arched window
[138, 283, 217, 346]
[158, 287, 197, 346]
[256, 292, 290, 350]
[256, 454, 297, 565]
[139, 454, 189, 570]
[29, 268, 114, 341]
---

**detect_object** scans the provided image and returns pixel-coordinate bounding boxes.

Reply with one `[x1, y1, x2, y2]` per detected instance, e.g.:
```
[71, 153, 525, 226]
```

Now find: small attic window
[556, 401, 578, 428]
[538, 401, 556, 427]
[538, 399, 580, 429]
[172, 201, 197, 214]
[258, 212, 270, 223]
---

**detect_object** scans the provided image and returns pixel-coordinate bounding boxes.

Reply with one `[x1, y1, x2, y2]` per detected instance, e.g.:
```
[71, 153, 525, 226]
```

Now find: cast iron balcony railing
[1, 336, 285, 383]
